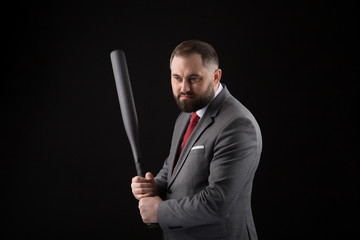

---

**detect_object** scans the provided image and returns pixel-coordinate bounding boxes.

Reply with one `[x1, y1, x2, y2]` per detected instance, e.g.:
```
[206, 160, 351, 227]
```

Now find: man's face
[170, 53, 221, 112]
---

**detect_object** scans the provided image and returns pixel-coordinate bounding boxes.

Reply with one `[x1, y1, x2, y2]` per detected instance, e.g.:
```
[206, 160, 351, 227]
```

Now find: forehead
[170, 53, 205, 74]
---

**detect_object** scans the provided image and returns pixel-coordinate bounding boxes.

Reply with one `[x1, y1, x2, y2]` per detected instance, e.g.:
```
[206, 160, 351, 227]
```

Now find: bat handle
[135, 160, 144, 178]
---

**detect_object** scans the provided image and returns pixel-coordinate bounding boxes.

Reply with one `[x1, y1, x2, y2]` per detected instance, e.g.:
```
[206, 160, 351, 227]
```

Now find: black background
[3, 1, 358, 239]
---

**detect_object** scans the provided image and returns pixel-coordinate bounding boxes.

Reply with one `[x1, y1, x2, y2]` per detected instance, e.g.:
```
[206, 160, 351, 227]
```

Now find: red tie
[173, 113, 200, 172]
[181, 112, 200, 151]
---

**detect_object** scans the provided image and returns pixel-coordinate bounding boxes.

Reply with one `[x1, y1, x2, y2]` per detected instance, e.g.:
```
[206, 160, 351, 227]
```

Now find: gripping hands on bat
[131, 172, 162, 224]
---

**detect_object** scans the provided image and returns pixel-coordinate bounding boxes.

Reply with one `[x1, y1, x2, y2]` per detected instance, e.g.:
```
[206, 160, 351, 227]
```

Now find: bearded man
[131, 40, 262, 240]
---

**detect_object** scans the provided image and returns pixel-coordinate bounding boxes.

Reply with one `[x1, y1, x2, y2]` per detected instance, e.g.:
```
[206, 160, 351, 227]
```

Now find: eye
[173, 75, 181, 81]
[189, 76, 201, 82]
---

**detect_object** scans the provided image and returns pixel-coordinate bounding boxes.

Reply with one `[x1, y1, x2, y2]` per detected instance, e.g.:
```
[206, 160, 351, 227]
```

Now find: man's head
[170, 40, 222, 113]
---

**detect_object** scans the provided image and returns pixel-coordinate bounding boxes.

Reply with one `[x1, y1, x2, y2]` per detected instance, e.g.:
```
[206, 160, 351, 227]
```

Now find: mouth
[179, 95, 194, 100]
[178, 92, 195, 100]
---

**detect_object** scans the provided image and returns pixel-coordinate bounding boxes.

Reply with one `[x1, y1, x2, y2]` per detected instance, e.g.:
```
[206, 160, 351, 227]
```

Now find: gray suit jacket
[155, 85, 262, 240]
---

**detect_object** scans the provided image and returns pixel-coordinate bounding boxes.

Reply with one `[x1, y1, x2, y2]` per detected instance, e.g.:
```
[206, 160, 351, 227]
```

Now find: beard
[174, 82, 215, 113]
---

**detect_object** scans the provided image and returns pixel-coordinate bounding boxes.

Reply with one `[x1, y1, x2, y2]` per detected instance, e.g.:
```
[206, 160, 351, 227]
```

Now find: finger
[135, 193, 146, 200]
[139, 192, 154, 199]
[131, 183, 154, 191]
[137, 190, 156, 199]
[132, 187, 153, 195]
[134, 194, 143, 200]
[138, 182, 154, 188]
[145, 172, 154, 181]
[132, 176, 148, 183]
[131, 179, 154, 187]
[134, 190, 155, 199]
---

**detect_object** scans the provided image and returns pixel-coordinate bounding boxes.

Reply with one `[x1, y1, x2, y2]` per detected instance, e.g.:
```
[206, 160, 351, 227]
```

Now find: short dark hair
[170, 40, 219, 70]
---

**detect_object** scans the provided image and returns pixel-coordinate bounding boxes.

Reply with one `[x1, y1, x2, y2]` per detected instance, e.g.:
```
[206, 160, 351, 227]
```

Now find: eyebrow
[172, 73, 201, 78]
[188, 74, 201, 78]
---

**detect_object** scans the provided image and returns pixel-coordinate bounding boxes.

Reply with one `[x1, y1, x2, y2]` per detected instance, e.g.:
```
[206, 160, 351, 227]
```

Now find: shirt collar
[196, 83, 223, 118]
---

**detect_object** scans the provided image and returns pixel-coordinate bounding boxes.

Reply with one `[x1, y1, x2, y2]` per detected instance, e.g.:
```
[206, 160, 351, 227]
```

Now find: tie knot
[191, 112, 200, 122]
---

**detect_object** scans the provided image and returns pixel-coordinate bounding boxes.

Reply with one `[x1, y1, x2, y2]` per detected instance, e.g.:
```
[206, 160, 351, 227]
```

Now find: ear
[213, 68, 222, 86]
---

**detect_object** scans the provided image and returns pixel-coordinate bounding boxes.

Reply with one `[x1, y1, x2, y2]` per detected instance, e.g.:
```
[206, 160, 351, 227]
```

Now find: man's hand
[131, 172, 157, 200]
[139, 196, 163, 224]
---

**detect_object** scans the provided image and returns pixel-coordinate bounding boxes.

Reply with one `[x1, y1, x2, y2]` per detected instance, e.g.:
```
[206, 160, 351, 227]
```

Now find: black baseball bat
[110, 49, 158, 229]
[110, 49, 143, 177]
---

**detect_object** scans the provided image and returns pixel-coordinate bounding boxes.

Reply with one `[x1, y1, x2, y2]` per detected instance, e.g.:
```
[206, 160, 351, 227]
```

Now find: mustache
[178, 92, 195, 98]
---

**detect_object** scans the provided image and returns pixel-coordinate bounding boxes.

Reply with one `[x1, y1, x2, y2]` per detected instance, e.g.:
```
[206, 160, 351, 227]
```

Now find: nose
[180, 80, 190, 93]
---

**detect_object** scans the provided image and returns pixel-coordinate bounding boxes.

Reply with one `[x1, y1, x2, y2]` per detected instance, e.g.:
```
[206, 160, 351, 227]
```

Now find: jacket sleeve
[157, 116, 261, 229]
